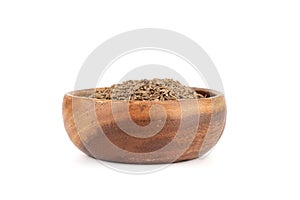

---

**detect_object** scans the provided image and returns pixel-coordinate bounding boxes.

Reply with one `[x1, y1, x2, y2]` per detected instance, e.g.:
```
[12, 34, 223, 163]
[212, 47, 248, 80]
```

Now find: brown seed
[91, 78, 207, 101]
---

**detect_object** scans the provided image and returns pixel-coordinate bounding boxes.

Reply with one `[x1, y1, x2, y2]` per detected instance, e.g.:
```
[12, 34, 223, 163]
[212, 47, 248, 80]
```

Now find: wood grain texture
[62, 88, 226, 164]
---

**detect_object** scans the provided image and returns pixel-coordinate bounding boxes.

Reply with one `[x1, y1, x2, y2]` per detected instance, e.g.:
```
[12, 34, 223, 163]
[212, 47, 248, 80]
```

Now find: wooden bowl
[62, 87, 226, 164]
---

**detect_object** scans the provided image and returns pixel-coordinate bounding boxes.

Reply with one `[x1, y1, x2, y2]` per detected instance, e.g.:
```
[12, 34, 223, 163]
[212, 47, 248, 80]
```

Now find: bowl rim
[64, 87, 224, 102]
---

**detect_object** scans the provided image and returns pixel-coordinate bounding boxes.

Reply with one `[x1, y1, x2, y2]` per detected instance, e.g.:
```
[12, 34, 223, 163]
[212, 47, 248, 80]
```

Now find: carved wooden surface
[63, 88, 226, 164]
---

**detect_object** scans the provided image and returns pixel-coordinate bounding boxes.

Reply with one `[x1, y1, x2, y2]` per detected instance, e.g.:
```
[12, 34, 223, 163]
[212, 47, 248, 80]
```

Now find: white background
[1, 0, 300, 199]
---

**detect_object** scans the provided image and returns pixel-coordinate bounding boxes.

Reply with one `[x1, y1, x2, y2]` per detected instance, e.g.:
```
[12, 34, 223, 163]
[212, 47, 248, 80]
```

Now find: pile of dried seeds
[91, 78, 207, 101]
